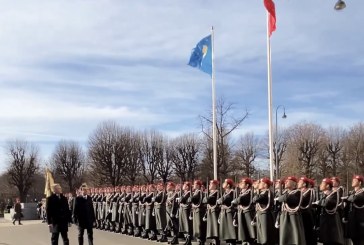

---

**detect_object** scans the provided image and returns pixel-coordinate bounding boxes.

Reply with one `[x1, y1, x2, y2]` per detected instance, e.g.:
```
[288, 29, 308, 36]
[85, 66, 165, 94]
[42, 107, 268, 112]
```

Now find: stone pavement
[0, 218, 332, 245]
[0, 219, 157, 245]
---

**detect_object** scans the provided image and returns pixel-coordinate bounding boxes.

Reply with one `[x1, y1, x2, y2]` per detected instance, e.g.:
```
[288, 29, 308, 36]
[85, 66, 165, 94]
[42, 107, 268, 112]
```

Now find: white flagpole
[266, 13, 275, 181]
[211, 26, 218, 180]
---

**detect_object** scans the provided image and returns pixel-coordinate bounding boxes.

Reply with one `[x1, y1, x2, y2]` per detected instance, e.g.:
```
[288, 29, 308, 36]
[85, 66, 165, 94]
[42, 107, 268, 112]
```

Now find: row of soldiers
[81, 175, 364, 245]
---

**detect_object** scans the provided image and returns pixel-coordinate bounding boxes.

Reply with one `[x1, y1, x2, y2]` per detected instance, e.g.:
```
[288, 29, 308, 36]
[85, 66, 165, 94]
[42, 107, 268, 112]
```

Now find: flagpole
[266, 13, 274, 181]
[211, 26, 218, 180]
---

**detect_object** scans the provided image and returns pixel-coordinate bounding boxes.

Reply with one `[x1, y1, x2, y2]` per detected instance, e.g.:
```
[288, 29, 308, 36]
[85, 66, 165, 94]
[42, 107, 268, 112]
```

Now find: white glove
[274, 198, 279, 201]
[152, 197, 155, 202]
[176, 198, 180, 203]
[217, 199, 222, 205]
[312, 201, 319, 205]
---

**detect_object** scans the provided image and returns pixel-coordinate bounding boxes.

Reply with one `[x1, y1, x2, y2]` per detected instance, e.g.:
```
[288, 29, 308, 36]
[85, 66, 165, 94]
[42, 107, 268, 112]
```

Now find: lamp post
[275, 105, 287, 180]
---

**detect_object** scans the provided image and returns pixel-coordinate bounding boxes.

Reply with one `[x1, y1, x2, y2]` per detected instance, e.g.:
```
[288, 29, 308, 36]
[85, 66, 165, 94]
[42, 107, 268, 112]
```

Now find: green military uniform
[254, 189, 275, 245]
[278, 189, 306, 245]
[137, 192, 146, 235]
[218, 189, 236, 242]
[235, 188, 256, 243]
[143, 192, 156, 239]
[206, 190, 219, 239]
[300, 188, 316, 245]
[178, 190, 192, 235]
[345, 188, 364, 245]
[317, 190, 344, 245]
[154, 190, 167, 233]
[191, 189, 206, 244]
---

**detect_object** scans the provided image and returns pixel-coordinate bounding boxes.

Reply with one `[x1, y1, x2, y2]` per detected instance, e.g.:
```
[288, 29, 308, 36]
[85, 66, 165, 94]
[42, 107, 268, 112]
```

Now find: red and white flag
[264, 0, 276, 37]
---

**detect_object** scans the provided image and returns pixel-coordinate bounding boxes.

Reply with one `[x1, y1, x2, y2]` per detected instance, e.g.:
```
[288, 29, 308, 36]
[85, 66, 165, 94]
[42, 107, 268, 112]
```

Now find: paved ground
[0, 219, 166, 245]
[0, 218, 335, 245]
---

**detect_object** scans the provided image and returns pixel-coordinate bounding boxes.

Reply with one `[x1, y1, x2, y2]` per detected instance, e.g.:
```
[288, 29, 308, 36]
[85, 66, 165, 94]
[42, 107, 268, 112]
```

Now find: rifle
[234, 176, 238, 200]
[202, 177, 209, 222]
[219, 178, 223, 200]
[314, 186, 321, 232]
[233, 176, 238, 227]
[189, 181, 193, 220]
[207, 177, 209, 195]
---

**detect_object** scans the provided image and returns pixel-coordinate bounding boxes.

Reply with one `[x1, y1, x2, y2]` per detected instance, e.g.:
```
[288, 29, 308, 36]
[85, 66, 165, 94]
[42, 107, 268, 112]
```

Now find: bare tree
[317, 144, 331, 178]
[139, 130, 163, 183]
[345, 123, 364, 175]
[6, 140, 39, 202]
[234, 132, 259, 178]
[156, 139, 174, 184]
[171, 133, 200, 181]
[88, 121, 126, 186]
[51, 140, 86, 193]
[123, 130, 143, 185]
[325, 127, 345, 176]
[200, 97, 249, 179]
[286, 122, 326, 178]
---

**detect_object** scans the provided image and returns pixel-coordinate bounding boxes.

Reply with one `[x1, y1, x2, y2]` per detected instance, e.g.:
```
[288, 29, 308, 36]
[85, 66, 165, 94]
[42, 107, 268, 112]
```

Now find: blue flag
[188, 35, 212, 75]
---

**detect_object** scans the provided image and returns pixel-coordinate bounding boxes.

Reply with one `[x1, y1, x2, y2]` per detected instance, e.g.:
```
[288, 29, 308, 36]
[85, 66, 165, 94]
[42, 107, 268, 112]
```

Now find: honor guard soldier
[217, 178, 236, 245]
[109, 186, 120, 232]
[98, 188, 107, 230]
[123, 186, 134, 235]
[314, 178, 344, 245]
[191, 180, 206, 245]
[273, 178, 285, 243]
[116, 186, 125, 233]
[154, 182, 168, 242]
[233, 177, 256, 245]
[103, 187, 113, 230]
[332, 177, 345, 220]
[91, 188, 99, 228]
[166, 182, 179, 245]
[276, 176, 306, 245]
[131, 185, 140, 236]
[342, 175, 364, 245]
[138, 185, 147, 237]
[253, 177, 275, 245]
[205, 180, 220, 245]
[298, 177, 316, 245]
[94, 188, 103, 229]
[143, 184, 157, 240]
[273, 179, 284, 220]
[178, 181, 193, 245]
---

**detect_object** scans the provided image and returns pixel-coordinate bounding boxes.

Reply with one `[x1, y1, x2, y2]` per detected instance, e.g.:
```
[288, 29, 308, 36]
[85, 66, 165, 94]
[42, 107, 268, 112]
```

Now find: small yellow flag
[44, 168, 55, 198]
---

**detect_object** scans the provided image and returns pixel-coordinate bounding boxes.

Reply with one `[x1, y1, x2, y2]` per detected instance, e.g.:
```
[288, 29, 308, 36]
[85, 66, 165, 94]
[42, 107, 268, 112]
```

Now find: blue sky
[0, 0, 363, 171]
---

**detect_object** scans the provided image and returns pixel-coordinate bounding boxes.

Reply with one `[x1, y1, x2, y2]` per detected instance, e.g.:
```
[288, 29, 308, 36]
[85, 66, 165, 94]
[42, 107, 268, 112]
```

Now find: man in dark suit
[73, 183, 96, 245]
[46, 183, 72, 245]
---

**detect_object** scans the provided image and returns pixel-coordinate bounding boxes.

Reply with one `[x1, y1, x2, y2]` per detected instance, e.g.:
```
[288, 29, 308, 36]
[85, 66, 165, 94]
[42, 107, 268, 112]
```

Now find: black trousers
[13, 213, 21, 224]
[51, 231, 69, 245]
[78, 226, 93, 245]
[352, 239, 364, 245]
